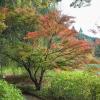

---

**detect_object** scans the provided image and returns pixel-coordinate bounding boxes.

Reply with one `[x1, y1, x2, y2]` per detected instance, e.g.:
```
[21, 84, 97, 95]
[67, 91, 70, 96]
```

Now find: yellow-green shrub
[48, 71, 100, 100]
[0, 80, 24, 100]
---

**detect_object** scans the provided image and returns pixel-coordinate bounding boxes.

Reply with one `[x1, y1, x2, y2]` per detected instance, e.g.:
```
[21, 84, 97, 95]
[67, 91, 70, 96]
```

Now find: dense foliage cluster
[0, 80, 24, 100]
[2, 8, 39, 41]
[48, 71, 100, 100]
[0, 0, 61, 14]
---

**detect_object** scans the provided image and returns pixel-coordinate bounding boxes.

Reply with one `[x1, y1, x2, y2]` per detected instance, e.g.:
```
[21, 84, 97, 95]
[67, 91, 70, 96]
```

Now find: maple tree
[2, 11, 91, 90]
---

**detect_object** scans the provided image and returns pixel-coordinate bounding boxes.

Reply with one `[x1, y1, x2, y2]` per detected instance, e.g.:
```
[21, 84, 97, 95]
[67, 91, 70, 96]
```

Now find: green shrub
[48, 71, 100, 100]
[0, 80, 24, 100]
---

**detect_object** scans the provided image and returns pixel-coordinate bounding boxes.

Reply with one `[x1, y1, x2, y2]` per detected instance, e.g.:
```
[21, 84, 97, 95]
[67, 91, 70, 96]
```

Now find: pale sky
[58, 0, 100, 38]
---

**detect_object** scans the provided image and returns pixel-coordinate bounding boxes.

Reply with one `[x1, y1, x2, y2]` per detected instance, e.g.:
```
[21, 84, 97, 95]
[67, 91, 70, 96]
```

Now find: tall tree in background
[0, 0, 93, 9]
[0, 0, 61, 14]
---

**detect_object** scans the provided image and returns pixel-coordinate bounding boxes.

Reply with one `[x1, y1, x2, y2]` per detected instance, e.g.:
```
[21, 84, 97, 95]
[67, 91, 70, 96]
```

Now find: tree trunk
[24, 66, 45, 91]
[34, 82, 41, 91]
[91, 87, 96, 100]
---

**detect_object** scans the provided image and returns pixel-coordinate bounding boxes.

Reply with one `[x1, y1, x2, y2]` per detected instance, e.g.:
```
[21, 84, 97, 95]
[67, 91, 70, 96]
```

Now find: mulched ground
[24, 95, 40, 100]
[4, 75, 33, 84]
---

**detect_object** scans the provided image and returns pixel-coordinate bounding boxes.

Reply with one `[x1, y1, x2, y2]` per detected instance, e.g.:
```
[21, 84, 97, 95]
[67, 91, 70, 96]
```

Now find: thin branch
[48, 44, 80, 55]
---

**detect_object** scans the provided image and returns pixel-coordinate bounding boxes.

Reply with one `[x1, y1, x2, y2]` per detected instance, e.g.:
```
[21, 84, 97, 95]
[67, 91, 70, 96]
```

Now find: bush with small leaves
[48, 71, 100, 100]
[0, 80, 24, 100]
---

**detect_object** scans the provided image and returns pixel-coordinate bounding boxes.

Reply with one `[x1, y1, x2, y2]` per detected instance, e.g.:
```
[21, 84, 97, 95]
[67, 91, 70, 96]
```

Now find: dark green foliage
[95, 45, 100, 57]
[0, 0, 5, 7]
[0, 0, 61, 12]
[0, 13, 8, 69]
[48, 71, 100, 100]
[2, 8, 39, 42]
[76, 28, 100, 58]
[0, 0, 32, 9]
[0, 80, 24, 100]
[76, 28, 96, 43]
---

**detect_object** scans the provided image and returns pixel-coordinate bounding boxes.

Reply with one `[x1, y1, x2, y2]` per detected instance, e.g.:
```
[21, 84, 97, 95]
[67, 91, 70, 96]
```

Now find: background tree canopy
[0, 0, 92, 9]
[70, 0, 92, 8]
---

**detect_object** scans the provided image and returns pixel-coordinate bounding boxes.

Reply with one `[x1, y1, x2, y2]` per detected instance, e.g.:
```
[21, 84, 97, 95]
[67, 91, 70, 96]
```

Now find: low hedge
[47, 71, 100, 100]
[0, 80, 24, 100]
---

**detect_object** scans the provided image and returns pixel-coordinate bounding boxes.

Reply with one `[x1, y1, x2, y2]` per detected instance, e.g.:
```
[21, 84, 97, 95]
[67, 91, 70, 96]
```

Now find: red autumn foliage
[0, 7, 9, 15]
[25, 11, 91, 58]
[38, 11, 76, 37]
[51, 43, 58, 49]
[24, 32, 39, 39]
[95, 39, 100, 45]
[79, 40, 91, 51]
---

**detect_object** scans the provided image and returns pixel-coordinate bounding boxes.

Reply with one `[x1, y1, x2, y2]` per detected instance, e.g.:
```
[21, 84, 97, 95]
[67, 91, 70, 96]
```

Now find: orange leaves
[79, 40, 91, 51]
[95, 39, 100, 45]
[0, 8, 9, 15]
[39, 14, 60, 36]
[24, 32, 39, 39]
[24, 11, 90, 54]
[39, 11, 76, 39]
[77, 40, 90, 52]
[23, 11, 92, 68]
[51, 43, 58, 49]
[58, 28, 77, 38]
[63, 37, 91, 53]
